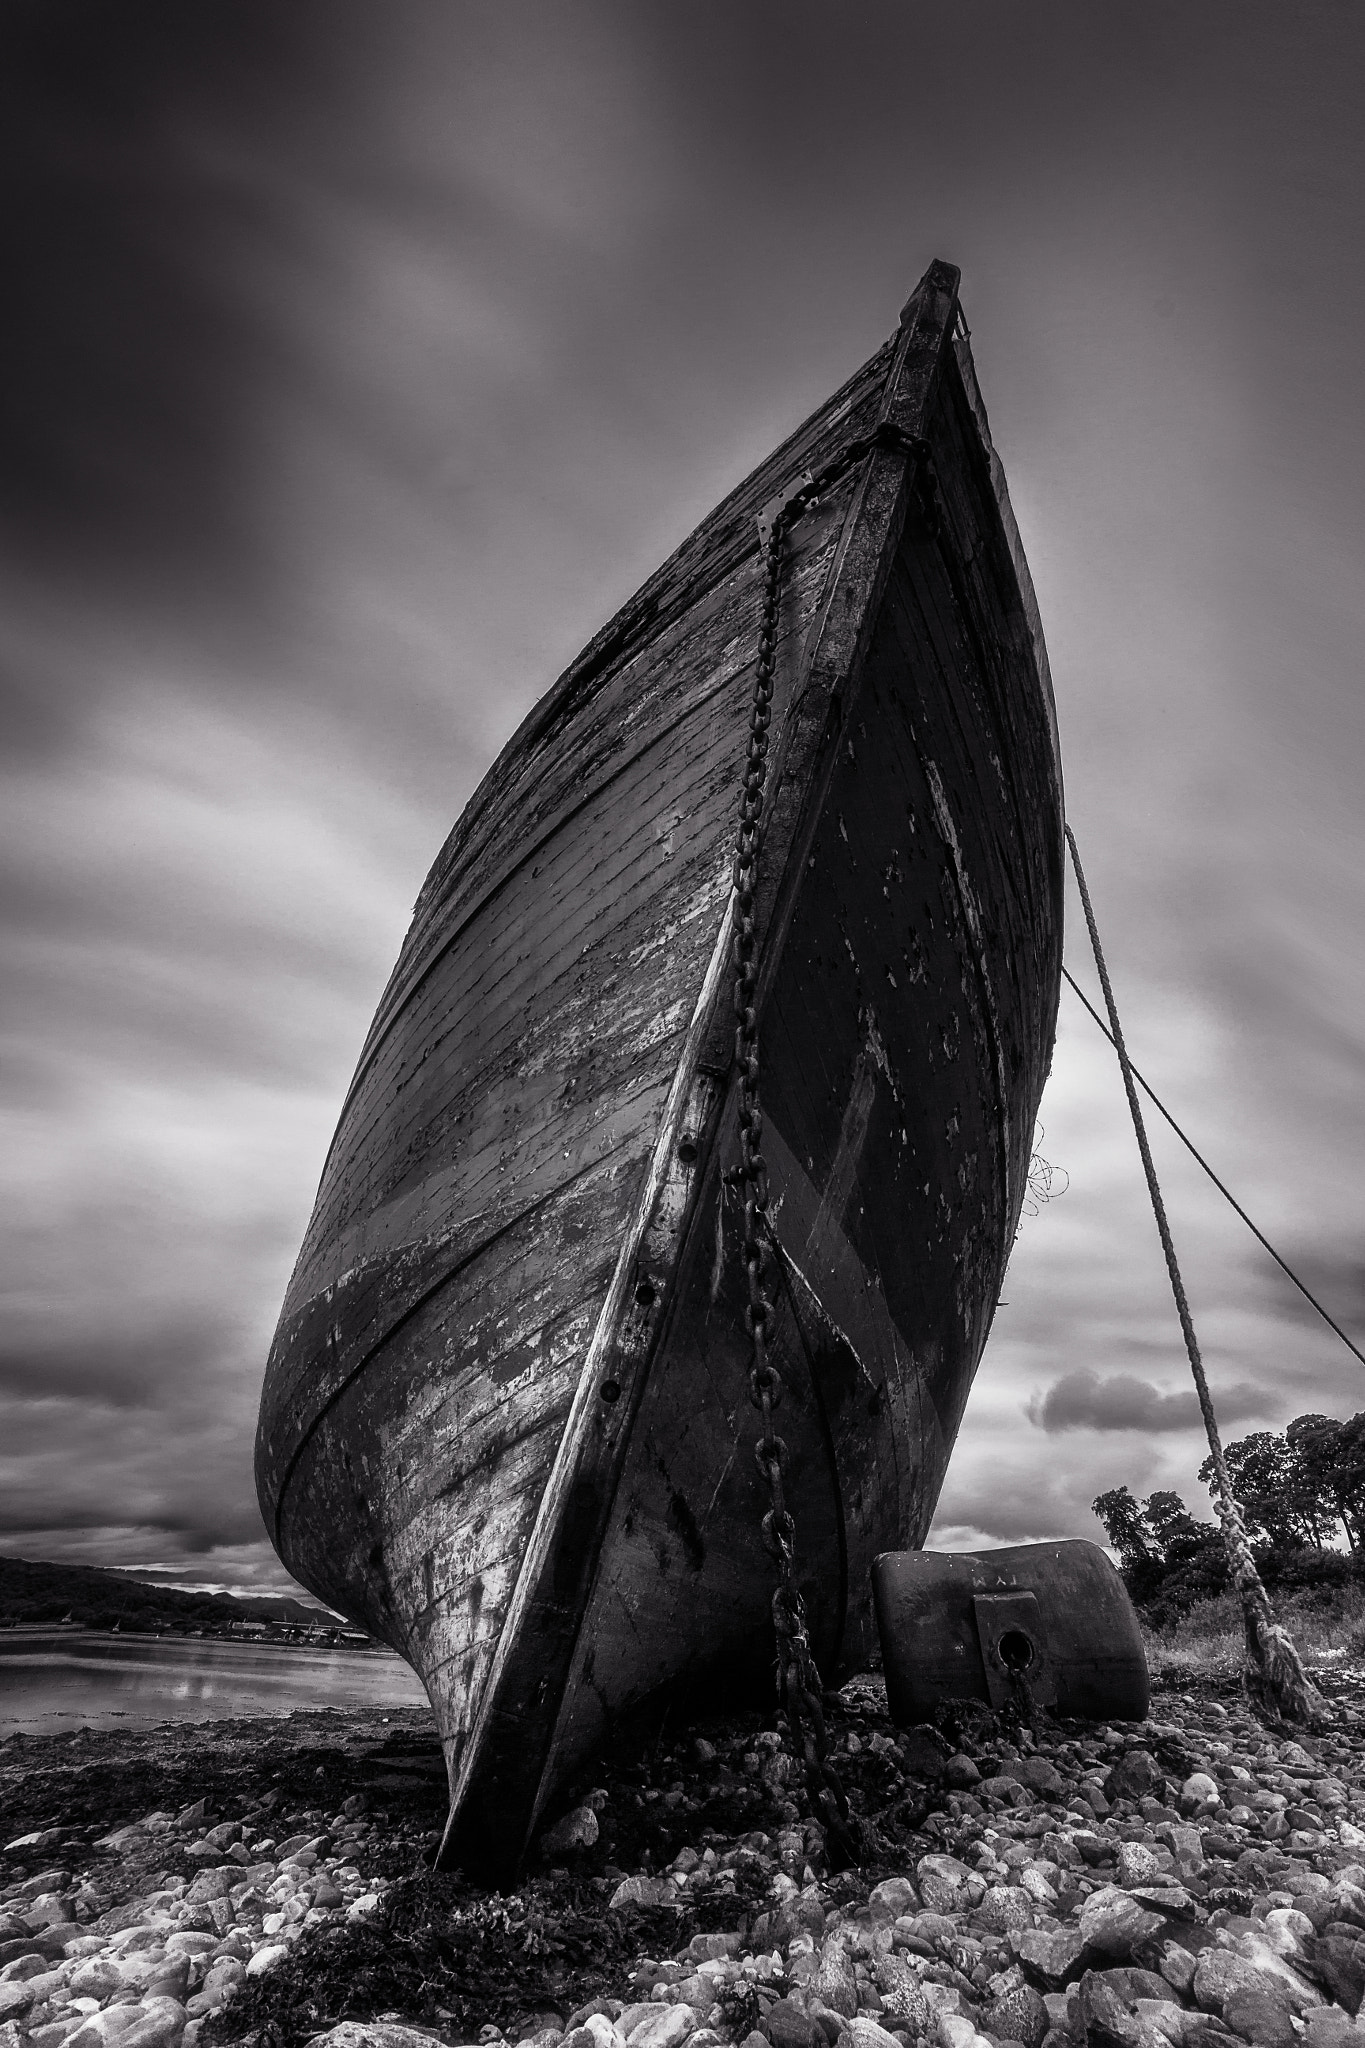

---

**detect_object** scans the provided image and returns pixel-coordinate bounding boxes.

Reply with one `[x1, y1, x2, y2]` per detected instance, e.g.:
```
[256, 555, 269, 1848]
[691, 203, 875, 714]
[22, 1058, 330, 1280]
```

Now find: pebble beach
[6, 1672, 1365, 2048]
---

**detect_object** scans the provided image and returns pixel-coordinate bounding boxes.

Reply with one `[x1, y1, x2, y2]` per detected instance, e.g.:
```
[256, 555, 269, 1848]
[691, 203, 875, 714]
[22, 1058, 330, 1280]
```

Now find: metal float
[873, 1539, 1149, 1726]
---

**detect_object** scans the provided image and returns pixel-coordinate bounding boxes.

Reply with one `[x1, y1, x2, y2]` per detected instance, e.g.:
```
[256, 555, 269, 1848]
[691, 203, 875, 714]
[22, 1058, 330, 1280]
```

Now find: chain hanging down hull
[254, 260, 1065, 1878]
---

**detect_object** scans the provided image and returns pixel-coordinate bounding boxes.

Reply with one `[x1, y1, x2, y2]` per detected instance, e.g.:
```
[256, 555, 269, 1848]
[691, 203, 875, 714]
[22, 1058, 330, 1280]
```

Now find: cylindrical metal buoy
[872, 1540, 1149, 1725]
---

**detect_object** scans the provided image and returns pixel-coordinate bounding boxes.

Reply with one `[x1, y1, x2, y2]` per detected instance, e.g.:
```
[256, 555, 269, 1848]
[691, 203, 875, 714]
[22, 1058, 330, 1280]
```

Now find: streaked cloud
[1, 1, 1363, 1598]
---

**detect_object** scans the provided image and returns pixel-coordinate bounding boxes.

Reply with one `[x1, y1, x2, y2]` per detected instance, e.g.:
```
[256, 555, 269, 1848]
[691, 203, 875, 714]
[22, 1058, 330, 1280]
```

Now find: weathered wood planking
[256, 260, 1065, 1881]
[258, 349, 879, 1795]
[260, 476, 859, 1474]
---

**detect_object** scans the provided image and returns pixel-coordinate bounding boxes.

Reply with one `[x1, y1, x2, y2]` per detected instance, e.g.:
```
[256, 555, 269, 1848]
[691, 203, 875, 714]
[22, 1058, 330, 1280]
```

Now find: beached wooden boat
[255, 260, 1065, 1878]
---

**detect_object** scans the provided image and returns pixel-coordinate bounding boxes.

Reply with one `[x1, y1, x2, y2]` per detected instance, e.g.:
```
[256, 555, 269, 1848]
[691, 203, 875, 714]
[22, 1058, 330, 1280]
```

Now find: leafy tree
[1093, 1485, 1214, 1570]
[1198, 1430, 1327, 1548]
[1096, 1410, 1365, 1626]
[1198, 1414, 1365, 1554]
[1092, 1484, 1226, 1619]
[1287, 1413, 1365, 1552]
[1092, 1485, 1154, 1572]
[1142, 1490, 1209, 1565]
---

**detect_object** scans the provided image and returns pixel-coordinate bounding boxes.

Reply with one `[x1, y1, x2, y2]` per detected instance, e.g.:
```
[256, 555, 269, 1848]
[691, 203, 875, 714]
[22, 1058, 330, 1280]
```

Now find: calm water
[0, 1628, 430, 1736]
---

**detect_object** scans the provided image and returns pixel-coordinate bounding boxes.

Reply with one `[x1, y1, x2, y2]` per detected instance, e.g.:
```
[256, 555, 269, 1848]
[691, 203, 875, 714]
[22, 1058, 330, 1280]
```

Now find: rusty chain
[729, 433, 911, 1867]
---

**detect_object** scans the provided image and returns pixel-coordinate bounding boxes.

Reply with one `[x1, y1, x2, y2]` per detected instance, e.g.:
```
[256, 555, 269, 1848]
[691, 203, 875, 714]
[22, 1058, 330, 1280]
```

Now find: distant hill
[0, 1554, 338, 1632]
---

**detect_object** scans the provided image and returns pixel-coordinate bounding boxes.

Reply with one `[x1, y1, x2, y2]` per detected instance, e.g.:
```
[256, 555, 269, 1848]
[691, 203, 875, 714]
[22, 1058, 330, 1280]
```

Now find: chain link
[729, 454, 870, 1868]
[728, 422, 929, 1855]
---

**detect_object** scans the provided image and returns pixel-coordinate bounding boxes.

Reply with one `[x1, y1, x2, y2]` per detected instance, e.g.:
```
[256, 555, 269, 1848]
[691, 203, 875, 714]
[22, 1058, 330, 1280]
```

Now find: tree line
[1092, 1410, 1365, 1624]
[0, 1554, 328, 1632]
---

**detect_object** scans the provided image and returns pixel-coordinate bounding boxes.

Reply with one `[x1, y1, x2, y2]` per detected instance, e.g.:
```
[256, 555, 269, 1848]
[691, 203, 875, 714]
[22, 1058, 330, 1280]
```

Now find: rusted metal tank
[872, 1540, 1149, 1725]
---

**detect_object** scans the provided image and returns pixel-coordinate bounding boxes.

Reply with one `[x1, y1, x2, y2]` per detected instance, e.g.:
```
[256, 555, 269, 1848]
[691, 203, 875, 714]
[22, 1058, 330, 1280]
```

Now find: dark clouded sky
[2, 1, 1363, 1598]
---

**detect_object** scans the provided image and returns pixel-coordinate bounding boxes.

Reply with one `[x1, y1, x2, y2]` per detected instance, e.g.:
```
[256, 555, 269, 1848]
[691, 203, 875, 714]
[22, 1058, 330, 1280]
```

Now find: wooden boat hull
[255, 260, 1065, 1877]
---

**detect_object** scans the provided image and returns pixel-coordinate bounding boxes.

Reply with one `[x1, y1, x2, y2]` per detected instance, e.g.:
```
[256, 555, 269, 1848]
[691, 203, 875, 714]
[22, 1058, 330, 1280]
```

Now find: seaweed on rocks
[0, 1709, 442, 1847]
[202, 1878, 703, 2048]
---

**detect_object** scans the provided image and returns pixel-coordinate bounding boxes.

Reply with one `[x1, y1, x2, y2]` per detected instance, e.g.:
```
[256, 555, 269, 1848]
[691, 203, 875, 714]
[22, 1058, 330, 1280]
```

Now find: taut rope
[1066, 826, 1325, 1728]
[1062, 966, 1365, 1371]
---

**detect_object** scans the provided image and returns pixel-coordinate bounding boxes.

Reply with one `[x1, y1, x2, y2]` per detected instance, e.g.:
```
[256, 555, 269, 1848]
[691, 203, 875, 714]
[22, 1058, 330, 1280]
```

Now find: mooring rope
[1066, 825, 1326, 1728]
[1061, 966, 1365, 1372]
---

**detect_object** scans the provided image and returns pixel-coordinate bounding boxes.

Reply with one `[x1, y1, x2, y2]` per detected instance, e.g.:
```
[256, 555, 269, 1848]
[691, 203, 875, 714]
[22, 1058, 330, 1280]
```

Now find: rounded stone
[541, 1807, 600, 1857]
[814, 1940, 859, 2020]
[1180, 1774, 1221, 1815]
[1104, 1753, 1163, 1806]
[874, 1958, 929, 2030]
[1192, 1952, 1279, 2016]
[981, 1777, 1031, 1808]
[1115, 1843, 1162, 1888]
[1221, 1987, 1297, 2048]
[846, 2021, 903, 2048]
[762, 2000, 821, 2048]
[1017, 1926, 1086, 1991]
[869, 1880, 918, 1925]
[981, 1988, 1048, 2048]
[68, 1962, 122, 2001]
[1015, 1758, 1065, 1801]
[245, 1943, 289, 1978]
[975, 1886, 1032, 1935]
[0, 1986, 35, 2025]
[1077, 1888, 1164, 1960]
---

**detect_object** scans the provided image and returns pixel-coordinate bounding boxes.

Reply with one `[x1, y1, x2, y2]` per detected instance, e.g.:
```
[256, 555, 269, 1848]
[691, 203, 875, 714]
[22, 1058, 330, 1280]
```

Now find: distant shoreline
[0, 1624, 429, 1739]
[0, 1551, 368, 1644]
[0, 1620, 386, 1651]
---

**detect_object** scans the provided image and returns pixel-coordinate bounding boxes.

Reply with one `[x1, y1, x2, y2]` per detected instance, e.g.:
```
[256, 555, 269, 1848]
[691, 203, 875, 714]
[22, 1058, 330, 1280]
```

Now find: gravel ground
[7, 1670, 1365, 2048]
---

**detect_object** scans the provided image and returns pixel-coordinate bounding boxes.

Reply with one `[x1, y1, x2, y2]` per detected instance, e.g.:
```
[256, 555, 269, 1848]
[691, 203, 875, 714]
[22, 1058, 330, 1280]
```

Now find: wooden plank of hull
[255, 259, 1064, 1881]
[260, 474, 862, 1458]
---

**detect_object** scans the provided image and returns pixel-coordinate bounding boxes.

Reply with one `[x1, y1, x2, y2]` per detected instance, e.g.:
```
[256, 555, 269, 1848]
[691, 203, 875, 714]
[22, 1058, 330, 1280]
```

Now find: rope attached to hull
[1061, 965, 1365, 1373]
[1066, 826, 1326, 1729]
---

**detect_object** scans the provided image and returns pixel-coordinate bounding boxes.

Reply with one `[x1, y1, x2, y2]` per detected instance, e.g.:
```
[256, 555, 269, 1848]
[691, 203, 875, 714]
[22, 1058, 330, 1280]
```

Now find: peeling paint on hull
[255, 260, 1065, 1880]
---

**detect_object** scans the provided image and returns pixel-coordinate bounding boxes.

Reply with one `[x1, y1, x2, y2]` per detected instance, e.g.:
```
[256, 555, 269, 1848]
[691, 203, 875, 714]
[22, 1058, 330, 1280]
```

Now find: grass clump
[1145, 1580, 1365, 1681]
